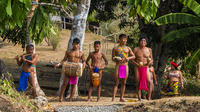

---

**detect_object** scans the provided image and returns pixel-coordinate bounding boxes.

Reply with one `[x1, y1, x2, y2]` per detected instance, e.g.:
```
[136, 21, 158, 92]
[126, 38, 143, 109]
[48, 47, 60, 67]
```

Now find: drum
[61, 62, 83, 77]
[92, 73, 100, 87]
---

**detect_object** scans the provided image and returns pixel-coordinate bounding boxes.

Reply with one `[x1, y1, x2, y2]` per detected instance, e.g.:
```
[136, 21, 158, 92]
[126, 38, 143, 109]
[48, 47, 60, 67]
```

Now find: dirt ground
[43, 96, 200, 112]
[121, 96, 200, 112]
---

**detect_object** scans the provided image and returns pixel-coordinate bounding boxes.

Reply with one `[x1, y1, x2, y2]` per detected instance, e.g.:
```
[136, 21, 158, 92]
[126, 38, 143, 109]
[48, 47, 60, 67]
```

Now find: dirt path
[44, 96, 200, 112]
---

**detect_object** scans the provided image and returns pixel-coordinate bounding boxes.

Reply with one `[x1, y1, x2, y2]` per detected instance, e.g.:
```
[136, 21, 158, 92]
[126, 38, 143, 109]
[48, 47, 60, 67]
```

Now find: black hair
[94, 41, 101, 46]
[119, 34, 127, 40]
[73, 38, 80, 44]
[26, 44, 34, 50]
[139, 34, 148, 43]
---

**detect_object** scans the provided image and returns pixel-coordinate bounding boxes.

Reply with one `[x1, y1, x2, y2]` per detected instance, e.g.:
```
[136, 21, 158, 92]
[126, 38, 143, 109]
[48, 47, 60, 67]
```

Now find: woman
[164, 61, 183, 95]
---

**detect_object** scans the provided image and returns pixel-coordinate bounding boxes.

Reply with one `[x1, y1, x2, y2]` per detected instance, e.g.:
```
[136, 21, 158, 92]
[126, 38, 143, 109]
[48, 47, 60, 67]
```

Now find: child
[15, 44, 37, 98]
[86, 41, 108, 102]
[54, 38, 85, 102]
[148, 64, 157, 100]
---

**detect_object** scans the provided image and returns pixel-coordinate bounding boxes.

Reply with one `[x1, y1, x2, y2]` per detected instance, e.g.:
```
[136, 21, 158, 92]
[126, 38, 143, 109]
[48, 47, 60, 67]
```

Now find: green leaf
[162, 26, 200, 42]
[188, 49, 200, 66]
[178, 0, 200, 17]
[50, 27, 56, 35]
[153, 0, 160, 7]
[6, 0, 12, 16]
[155, 13, 200, 25]
[184, 49, 200, 69]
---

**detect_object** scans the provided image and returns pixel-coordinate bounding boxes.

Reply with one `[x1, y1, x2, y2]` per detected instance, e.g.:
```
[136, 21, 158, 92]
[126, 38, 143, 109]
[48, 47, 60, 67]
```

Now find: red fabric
[171, 61, 178, 67]
[69, 76, 77, 85]
[138, 67, 148, 91]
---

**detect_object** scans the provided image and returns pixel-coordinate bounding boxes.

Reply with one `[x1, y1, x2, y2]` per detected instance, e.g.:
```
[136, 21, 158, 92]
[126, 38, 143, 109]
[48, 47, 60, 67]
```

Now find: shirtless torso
[88, 51, 108, 70]
[63, 50, 85, 64]
[133, 47, 152, 67]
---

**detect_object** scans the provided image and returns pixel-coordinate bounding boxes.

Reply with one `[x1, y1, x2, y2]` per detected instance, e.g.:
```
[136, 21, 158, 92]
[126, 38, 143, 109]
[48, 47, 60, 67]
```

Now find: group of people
[15, 34, 184, 102]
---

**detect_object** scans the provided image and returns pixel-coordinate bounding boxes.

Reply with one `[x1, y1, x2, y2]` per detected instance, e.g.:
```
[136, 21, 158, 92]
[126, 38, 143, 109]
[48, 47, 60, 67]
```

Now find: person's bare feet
[59, 97, 63, 102]
[138, 98, 141, 101]
[120, 98, 125, 102]
[69, 98, 72, 102]
[112, 97, 115, 102]
[97, 97, 100, 102]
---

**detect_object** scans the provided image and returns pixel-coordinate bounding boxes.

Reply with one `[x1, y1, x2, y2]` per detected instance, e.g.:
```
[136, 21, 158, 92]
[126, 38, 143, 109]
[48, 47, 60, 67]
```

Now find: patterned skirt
[167, 81, 179, 95]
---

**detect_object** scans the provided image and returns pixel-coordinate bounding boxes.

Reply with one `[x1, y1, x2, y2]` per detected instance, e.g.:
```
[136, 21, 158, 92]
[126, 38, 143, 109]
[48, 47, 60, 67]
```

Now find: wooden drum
[62, 62, 83, 77]
[92, 73, 100, 87]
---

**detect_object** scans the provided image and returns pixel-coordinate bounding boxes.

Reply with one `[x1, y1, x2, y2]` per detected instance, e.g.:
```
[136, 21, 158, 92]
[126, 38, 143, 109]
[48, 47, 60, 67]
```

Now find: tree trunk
[57, 0, 91, 98]
[27, 0, 45, 97]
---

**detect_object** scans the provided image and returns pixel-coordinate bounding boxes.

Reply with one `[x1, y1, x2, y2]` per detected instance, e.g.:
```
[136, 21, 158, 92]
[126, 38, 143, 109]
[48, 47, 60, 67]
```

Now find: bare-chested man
[54, 38, 85, 102]
[86, 41, 108, 102]
[132, 36, 153, 101]
[15, 44, 37, 98]
[112, 34, 135, 102]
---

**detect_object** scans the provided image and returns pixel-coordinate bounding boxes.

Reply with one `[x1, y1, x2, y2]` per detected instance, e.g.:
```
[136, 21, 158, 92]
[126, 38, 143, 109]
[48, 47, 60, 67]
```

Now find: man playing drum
[86, 41, 108, 102]
[112, 34, 135, 102]
[54, 38, 85, 102]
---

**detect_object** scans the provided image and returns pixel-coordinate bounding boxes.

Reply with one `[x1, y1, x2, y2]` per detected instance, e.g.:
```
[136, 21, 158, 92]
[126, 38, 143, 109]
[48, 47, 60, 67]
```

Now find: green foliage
[29, 6, 56, 44]
[177, 0, 200, 16]
[0, 0, 72, 48]
[184, 49, 200, 70]
[154, 0, 200, 71]
[181, 79, 200, 96]
[87, 10, 98, 23]
[0, 0, 31, 31]
[127, 0, 160, 22]
[90, 0, 121, 21]
[0, 73, 38, 111]
[155, 13, 200, 25]
[49, 26, 61, 50]
[161, 26, 200, 42]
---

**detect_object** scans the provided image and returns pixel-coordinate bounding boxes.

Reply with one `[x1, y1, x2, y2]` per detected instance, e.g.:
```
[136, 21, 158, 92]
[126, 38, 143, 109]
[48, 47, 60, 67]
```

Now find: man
[112, 34, 135, 102]
[86, 41, 108, 102]
[15, 44, 37, 98]
[54, 38, 85, 102]
[132, 35, 153, 101]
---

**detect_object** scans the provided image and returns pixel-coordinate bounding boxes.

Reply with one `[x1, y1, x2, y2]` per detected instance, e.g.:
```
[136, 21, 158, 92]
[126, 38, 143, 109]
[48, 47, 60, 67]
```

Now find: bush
[0, 74, 39, 112]
[45, 26, 61, 51]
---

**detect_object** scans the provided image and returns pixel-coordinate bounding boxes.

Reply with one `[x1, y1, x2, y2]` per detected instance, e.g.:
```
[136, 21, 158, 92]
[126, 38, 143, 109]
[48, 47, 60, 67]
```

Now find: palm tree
[155, 0, 200, 74]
